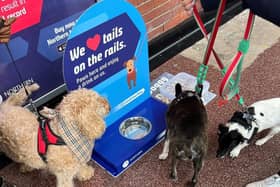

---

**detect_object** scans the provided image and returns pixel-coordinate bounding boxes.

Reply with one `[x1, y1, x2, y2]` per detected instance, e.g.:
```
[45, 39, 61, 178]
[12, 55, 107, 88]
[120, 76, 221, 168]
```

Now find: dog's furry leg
[170, 156, 178, 181]
[159, 130, 170, 160]
[55, 172, 75, 187]
[159, 139, 170, 160]
[191, 157, 203, 186]
[255, 127, 280, 146]
[230, 142, 249, 158]
[76, 164, 94, 181]
[19, 164, 34, 173]
[4, 83, 39, 106]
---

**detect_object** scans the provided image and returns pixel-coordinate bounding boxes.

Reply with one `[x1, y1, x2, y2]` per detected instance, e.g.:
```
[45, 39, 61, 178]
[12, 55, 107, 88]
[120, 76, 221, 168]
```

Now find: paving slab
[180, 10, 280, 70]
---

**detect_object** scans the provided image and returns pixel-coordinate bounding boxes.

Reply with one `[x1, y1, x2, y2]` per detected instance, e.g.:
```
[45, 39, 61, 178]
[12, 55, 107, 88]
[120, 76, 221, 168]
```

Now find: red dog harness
[37, 116, 65, 162]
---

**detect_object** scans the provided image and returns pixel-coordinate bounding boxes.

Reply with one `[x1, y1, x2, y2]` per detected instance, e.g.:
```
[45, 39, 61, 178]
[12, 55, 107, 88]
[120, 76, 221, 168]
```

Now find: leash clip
[217, 98, 228, 107]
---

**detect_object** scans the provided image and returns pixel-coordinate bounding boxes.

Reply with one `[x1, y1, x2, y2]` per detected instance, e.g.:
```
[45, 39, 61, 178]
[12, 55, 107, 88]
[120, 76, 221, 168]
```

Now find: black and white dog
[217, 98, 280, 158]
[159, 83, 208, 186]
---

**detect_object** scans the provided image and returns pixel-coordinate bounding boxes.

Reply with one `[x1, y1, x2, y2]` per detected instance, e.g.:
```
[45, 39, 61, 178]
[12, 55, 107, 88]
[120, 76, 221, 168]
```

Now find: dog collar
[172, 91, 202, 105]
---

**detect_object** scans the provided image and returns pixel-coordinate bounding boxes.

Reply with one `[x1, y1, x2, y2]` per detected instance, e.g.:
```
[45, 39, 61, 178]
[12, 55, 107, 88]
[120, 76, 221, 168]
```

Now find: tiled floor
[181, 10, 280, 71]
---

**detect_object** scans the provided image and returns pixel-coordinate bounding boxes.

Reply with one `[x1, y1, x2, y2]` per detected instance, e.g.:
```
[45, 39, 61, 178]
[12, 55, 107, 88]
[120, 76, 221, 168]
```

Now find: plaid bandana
[57, 114, 92, 163]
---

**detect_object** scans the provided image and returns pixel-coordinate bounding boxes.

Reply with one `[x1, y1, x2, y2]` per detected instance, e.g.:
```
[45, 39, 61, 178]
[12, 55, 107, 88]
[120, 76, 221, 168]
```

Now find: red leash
[192, 0, 255, 107]
[219, 12, 254, 100]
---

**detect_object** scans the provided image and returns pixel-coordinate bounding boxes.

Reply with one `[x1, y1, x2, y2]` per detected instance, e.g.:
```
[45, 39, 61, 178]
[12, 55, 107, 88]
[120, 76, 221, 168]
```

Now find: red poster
[1, 0, 43, 34]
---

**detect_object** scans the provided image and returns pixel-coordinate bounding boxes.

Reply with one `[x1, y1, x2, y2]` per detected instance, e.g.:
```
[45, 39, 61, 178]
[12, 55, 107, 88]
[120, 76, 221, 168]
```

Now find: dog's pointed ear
[247, 107, 255, 115]
[232, 111, 243, 119]
[175, 83, 182, 97]
[218, 124, 228, 134]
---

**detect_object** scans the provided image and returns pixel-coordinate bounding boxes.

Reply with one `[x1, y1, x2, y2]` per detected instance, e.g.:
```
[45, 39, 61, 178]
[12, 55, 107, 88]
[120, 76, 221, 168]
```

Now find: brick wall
[128, 0, 191, 40]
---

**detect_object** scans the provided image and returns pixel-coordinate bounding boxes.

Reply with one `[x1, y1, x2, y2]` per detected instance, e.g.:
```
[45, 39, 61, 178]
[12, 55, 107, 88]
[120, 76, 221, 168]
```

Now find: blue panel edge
[92, 97, 167, 176]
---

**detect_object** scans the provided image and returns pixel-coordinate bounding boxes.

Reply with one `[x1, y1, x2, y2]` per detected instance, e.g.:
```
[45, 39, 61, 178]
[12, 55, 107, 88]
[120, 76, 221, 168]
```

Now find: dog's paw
[170, 171, 178, 181]
[186, 181, 196, 187]
[158, 153, 168, 160]
[76, 165, 94, 181]
[19, 164, 34, 173]
[229, 149, 240, 158]
[255, 139, 266, 146]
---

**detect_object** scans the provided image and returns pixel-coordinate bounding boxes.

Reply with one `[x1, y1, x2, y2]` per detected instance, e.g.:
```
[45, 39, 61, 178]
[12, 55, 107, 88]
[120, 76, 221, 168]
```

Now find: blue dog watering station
[63, 0, 168, 176]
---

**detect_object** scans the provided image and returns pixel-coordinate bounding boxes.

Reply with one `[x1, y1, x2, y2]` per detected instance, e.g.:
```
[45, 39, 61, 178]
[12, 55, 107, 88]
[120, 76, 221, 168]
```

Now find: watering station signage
[63, 13, 140, 90]
[63, 0, 167, 177]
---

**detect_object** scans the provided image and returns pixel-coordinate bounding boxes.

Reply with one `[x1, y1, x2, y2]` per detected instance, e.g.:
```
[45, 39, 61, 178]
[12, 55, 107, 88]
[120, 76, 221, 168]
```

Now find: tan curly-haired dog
[0, 83, 110, 187]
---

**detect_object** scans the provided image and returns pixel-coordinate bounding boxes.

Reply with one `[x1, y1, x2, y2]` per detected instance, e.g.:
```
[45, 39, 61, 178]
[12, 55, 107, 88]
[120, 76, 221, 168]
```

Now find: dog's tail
[4, 83, 40, 106]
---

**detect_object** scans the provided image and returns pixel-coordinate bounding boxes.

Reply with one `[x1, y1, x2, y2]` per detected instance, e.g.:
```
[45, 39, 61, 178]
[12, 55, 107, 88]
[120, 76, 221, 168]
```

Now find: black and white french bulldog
[217, 98, 280, 158]
[159, 83, 208, 186]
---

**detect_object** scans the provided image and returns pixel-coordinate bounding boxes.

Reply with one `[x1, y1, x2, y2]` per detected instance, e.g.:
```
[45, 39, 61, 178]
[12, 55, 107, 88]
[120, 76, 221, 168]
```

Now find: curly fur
[0, 84, 110, 187]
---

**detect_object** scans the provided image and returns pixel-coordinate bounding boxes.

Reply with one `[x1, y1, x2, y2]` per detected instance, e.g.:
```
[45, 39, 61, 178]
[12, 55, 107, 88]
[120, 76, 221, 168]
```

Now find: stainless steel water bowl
[119, 117, 152, 140]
